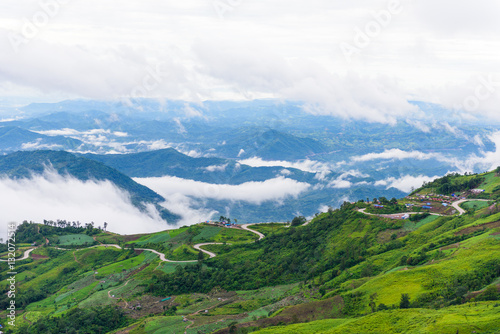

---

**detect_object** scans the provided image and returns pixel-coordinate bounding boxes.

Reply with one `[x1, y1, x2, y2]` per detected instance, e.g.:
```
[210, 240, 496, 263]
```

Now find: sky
[0, 0, 499, 122]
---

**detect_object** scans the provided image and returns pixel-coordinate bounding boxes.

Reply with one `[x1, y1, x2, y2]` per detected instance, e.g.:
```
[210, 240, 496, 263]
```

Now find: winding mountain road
[1, 223, 267, 263]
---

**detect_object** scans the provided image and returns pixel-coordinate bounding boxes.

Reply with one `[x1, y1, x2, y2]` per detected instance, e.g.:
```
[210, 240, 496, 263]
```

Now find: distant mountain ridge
[0, 126, 84, 152]
[82, 148, 317, 184]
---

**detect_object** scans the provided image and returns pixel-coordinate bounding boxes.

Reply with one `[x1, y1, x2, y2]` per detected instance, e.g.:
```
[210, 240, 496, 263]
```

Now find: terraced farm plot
[134, 230, 172, 244]
[95, 253, 147, 277]
[193, 226, 222, 241]
[58, 234, 95, 246]
[129, 316, 186, 333]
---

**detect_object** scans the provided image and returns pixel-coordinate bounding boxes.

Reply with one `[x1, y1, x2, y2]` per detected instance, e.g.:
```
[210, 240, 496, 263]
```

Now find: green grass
[461, 200, 491, 211]
[480, 171, 500, 193]
[353, 237, 500, 308]
[251, 223, 289, 235]
[253, 302, 500, 334]
[253, 318, 352, 333]
[403, 215, 439, 232]
[57, 234, 95, 246]
[95, 253, 147, 277]
[213, 227, 258, 243]
[325, 303, 500, 334]
[193, 226, 222, 241]
[128, 315, 186, 333]
[156, 261, 194, 274]
[132, 230, 172, 245]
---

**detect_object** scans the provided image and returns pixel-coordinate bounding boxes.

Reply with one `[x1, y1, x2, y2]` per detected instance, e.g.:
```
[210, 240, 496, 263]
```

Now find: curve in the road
[451, 199, 490, 216]
[241, 224, 265, 240]
[0, 248, 36, 262]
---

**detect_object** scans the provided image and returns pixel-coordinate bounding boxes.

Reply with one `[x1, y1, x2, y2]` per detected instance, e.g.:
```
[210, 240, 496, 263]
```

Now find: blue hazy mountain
[1, 98, 496, 223]
[83, 148, 318, 184]
[0, 126, 85, 152]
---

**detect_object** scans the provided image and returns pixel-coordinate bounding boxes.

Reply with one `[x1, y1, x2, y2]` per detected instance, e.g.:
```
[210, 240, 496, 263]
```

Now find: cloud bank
[238, 157, 332, 179]
[375, 175, 440, 193]
[0, 170, 171, 238]
[135, 176, 311, 205]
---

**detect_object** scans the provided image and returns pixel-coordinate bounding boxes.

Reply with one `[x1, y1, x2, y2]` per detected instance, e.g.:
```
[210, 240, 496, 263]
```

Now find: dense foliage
[418, 173, 485, 195]
[17, 306, 129, 334]
[147, 203, 372, 295]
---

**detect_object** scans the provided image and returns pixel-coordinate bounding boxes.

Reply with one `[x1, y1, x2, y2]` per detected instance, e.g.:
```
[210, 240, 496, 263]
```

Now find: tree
[399, 293, 410, 309]
[328, 207, 334, 216]
[379, 197, 389, 205]
[103, 222, 108, 231]
[198, 250, 204, 263]
[369, 293, 378, 312]
[291, 216, 306, 226]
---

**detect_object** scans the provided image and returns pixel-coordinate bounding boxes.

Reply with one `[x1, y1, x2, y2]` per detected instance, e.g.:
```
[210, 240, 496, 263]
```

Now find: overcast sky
[0, 0, 499, 121]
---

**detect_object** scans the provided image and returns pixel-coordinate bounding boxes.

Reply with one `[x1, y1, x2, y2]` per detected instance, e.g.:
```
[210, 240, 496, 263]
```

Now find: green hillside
[1, 171, 499, 333]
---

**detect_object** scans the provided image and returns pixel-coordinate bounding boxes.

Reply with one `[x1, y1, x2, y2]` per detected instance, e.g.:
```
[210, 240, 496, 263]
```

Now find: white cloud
[375, 174, 440, 193]
[158, 193, 218, 227]
[135, 176, 311, 205]
[327, 170, 369, 189]
[238, 156, 332, 179]
[472, 135, 484, 147]
[20, 138, 63, 150]
[406, 119, 430, 133]
[351, 149, 440, 162]
[204, 164, 228, 172]
[0, 1, 499, 123]
[0, 169, 172, 238]
[329, 178, 352, 189]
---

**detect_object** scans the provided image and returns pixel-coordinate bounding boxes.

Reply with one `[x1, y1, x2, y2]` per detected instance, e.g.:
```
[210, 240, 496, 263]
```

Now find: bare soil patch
[455, 221, 500, 235]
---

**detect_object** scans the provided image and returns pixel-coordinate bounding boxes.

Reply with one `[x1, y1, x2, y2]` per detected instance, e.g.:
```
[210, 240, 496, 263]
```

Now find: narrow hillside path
[183, 298, 231, 334]
[22, 311, 32, 325]
[72, 250, 83, 265]
[108, 279, 131, 304]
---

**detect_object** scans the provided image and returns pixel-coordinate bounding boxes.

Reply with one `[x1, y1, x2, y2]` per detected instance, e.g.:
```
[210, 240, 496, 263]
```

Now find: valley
[1, 170, 499, 333]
